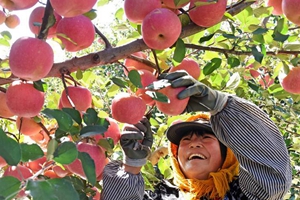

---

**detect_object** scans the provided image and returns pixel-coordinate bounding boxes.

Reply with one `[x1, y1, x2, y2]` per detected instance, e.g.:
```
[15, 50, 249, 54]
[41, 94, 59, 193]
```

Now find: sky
[0, 1, 117, 60]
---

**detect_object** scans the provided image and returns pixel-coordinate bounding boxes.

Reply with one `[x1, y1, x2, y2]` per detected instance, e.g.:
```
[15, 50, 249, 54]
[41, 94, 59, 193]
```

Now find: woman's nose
[189, 137, 204, 148]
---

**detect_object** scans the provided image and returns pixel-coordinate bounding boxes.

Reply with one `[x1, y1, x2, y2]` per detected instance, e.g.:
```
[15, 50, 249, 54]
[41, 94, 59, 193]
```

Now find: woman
[101, 71, 292, 200]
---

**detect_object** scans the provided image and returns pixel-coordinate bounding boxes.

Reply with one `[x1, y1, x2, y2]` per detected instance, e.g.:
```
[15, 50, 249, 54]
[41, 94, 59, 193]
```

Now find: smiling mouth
[188, 154, 206, 160]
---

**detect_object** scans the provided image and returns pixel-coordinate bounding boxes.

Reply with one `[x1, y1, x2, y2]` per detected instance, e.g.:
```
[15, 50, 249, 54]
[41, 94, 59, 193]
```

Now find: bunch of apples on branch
[0, 0, 300, 199]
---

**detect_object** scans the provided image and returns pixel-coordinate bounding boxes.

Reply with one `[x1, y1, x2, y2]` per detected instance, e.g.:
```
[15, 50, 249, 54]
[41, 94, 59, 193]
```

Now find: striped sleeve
[101, 160, 144, 200]
[210, 96, 292, 200]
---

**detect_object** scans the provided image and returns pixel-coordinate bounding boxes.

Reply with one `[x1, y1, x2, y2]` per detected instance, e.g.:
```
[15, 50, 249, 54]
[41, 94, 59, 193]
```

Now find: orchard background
[0, 0, 300, 199]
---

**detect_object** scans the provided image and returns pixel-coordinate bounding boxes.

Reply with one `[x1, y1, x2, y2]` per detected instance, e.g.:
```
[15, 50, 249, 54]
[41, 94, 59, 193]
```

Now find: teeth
[189, 154, 206, 160]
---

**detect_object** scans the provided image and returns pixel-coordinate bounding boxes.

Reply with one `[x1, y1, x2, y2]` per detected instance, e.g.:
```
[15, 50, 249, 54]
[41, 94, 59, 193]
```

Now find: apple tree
[0, 0, 300, 199]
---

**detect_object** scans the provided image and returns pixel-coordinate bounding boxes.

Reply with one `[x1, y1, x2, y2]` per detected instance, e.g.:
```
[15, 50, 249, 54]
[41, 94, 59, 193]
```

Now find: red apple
[60, 86, 92, 112]
[111, 92, 147, 124]
[3, 165, 33, 180]
[0, 91, 14, 118]
[9, 37, 54, 81]
[135, 69, 158, 105]
[44, 169, 60, 178]
[124, 0, 162, 23]
[124, 52, 156, 75]
[94, 117, 121, 145]
[5, 14, 20, 28]
[6, 81, 45, 118]
[50, 0, 97, 17]
[25, 156, 47, 173]
[281, 67, 300, 94]
[155, 86, 189, 116]
[259, 74, 274, 89]
[52, 165, 70, 178]
[142, 8, 182, 50]
[162, 0, 189, 9]
[65, 142, 108, 180]
[29, 130, 50, 148]
[0, 0, 38, 10]
[0, 156, 7, 168]
[0, 10, 6, 25]
[282, 0, 300, 25]
[169, 58, 201, 79]
[16, 117, 42, 136]
[29, 6, 62, 38]
[56, 15, 95, 52]
[189, 0, 227, 27]
[267, 0, 283, 15]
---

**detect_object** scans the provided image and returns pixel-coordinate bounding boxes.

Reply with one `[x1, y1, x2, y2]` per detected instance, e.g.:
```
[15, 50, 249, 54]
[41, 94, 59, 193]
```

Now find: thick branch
[185, 44, 300, 56]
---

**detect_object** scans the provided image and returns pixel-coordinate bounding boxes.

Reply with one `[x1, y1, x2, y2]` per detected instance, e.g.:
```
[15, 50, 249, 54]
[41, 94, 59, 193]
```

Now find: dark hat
[166, 118, 213, 145]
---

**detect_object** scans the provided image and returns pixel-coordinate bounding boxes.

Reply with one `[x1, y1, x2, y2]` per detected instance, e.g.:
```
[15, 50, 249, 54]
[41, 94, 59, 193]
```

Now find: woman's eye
[182, 137, 190, 141]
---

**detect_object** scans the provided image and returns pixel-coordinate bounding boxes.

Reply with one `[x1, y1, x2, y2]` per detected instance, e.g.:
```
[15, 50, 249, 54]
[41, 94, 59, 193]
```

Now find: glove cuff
[210, 91, 229, 116]
[123, 156, 148, 167]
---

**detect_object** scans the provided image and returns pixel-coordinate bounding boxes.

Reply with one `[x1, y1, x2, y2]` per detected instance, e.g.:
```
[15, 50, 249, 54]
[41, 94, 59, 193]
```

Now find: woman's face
[177, 132, 223, 180]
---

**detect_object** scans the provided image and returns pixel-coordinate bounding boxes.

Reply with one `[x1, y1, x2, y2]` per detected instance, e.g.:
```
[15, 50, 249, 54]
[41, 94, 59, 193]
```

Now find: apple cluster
[124, 0, 227, 50]
[1, 0, 97, 119]
[267, 0, 300, 26]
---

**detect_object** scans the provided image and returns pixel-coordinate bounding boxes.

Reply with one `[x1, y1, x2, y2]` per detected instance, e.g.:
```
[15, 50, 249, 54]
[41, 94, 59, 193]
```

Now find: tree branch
[185, 44, 300, 56]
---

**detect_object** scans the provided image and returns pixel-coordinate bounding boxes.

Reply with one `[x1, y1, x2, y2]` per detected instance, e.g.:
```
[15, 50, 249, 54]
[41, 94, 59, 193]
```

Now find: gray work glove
[159, 71, 228, 115]
[120, 117, 153, 167]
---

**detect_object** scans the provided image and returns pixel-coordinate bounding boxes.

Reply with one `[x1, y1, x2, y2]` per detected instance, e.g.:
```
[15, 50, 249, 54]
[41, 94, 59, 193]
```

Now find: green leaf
[128, 70, 142, 88]
[53, 142, 78, 165]
[75, 69, 83, 80]
[203, 58, 222, 75]
[227, 57, 240, 68]
[46, 139, 58, 161]
[42, 108, 73, 132]
[178, 13, 190, 26]
[62, 108, 82, 125]
[0, 176, 21, 200]
[83, 9, 97, 20]
[222, 33, 239, 39]
[34, 80, 48, 92]
[194, 0, 216, 7]
[291, 57, 300, 66]
[199, 33, 215, 43]
[26, 178, 80, 200]
[173, 38, 186, 63]
[272, 29, 289, 43]
[97, 0, 109, 6]
[78, 152, 96, 186]
[0, 38, 10, 46]
[20, 143, 44, 162]
[283, 43, 300, 51]
[1, 31, 12, 39]
[251, 46, 264, 63]
[83, 108, 99, 125]
[80, 125, 108, 137]
[252, 27, 268, 35]
[98, 138, 114, 153]
[0, 129, 21, 166]
[111, 77, 128, 88]
[174, 0, 189, 6]
[145, 91, 169, 103]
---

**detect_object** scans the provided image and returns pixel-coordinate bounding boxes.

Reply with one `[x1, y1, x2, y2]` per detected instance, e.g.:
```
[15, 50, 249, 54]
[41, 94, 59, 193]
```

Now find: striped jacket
[101, 96, 292, 200]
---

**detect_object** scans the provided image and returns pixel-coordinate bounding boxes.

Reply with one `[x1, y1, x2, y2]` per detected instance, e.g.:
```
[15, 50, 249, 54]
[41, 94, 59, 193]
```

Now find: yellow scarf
[168, 115, 239, 200]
